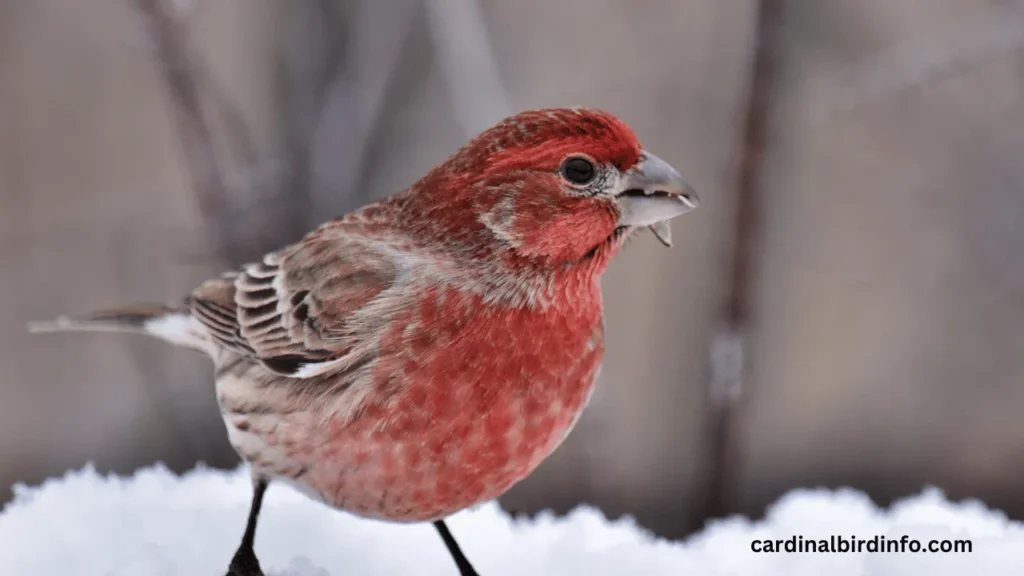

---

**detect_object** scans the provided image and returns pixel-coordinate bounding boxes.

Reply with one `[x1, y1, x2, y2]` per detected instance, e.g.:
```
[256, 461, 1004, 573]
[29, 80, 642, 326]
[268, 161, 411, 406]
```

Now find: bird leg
[434, 519, 480, 576]
[227, 478, 268, 576]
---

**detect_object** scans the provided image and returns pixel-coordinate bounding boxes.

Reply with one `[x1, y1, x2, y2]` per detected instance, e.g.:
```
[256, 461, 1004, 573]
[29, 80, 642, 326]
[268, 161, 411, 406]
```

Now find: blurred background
[3, 0, 1024, 540]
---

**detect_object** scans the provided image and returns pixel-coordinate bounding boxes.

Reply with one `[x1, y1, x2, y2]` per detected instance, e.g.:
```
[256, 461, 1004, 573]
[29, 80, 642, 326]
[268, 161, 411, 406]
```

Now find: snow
[1, 465, 1022, 575]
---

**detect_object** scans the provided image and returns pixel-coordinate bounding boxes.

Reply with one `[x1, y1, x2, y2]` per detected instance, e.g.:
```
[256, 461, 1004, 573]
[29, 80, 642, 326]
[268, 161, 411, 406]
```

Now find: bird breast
[224, 284, 606, 522]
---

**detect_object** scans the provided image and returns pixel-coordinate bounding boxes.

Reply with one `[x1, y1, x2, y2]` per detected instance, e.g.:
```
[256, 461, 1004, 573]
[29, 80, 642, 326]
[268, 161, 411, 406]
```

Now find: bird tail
[27, 303, 210, 353]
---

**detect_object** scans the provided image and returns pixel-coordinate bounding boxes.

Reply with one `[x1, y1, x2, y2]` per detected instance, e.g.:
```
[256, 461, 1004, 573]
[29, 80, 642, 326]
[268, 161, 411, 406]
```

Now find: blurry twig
[307, 0, 419, 217]
[191, 58, 292, 257]
[127, 0, 279, 218]
[132, 0, 239, 264]
[192, 64, 263, 192]
[814, 1, 1024, 121]
[128, 0, 247, 465]
[691, 0, 784, 530]
[424, 0, 511, 136]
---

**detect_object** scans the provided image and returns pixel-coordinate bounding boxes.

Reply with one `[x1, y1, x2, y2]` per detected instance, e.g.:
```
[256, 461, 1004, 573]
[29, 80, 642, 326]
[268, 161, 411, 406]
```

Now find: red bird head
[401, 108, 699, 272]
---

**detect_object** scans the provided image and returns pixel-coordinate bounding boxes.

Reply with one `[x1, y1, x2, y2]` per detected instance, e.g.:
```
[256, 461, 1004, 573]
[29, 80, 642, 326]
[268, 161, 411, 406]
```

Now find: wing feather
[189, 224, 400, 377]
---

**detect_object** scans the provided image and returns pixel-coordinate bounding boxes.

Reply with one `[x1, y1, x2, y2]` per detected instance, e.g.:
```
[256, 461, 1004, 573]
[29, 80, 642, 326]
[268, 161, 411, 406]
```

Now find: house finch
[29, 108, 698, 576]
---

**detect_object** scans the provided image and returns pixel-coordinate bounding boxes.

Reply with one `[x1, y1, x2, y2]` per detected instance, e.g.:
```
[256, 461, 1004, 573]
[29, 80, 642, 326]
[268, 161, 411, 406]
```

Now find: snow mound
[1, 465, 1022, 575]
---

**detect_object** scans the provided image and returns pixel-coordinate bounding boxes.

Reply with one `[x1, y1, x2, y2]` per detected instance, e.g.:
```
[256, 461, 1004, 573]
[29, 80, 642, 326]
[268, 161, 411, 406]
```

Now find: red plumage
[215, 109, 635, 521]
[29, 107, 698, 576]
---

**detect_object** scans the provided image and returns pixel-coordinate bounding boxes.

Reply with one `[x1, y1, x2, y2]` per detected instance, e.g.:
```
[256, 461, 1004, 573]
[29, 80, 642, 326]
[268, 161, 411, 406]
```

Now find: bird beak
[615, 152, 699, 247]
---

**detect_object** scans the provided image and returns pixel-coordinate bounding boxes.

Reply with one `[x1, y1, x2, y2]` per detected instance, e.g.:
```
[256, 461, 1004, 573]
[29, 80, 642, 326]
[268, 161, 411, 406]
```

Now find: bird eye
[560, 156, 597, 185]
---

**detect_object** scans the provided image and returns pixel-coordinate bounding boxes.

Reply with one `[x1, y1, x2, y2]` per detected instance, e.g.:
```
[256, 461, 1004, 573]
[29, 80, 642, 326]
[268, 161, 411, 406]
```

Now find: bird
[28, 107, 699, 576]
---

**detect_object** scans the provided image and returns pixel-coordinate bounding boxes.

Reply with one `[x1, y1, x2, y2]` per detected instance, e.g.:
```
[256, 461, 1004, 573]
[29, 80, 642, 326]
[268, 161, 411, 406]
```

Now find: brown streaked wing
[188, 274, 254, 356]
[190, 227, 398, 377]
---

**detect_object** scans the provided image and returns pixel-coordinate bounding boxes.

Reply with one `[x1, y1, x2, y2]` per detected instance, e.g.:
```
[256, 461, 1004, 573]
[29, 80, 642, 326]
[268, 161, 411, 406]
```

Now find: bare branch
[307, 0, 420, 216]
[690, 0, 784, 532]
[132, 0, 238, 263]
[424, 0, 511, 137]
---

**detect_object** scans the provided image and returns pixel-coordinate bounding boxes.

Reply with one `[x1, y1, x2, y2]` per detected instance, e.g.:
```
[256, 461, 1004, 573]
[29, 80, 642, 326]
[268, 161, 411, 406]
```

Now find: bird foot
[226, 547, 265, 576]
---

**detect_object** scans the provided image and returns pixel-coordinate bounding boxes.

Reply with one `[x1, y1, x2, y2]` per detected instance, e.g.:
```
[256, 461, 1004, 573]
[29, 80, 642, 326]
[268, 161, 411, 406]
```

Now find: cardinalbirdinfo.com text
[751, 534, 972, 554]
